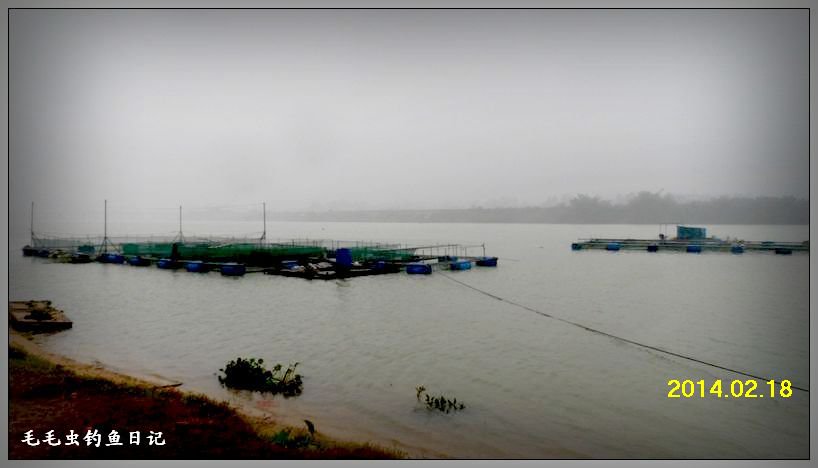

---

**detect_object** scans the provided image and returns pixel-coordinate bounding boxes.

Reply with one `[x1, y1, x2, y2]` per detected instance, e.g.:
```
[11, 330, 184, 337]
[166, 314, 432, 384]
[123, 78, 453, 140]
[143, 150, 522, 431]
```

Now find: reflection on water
[9, 222, 809, 458]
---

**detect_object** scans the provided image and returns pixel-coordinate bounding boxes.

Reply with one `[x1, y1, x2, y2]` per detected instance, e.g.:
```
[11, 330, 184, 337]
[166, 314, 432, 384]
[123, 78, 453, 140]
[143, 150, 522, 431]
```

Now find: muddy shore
[9, 330, 404, 459]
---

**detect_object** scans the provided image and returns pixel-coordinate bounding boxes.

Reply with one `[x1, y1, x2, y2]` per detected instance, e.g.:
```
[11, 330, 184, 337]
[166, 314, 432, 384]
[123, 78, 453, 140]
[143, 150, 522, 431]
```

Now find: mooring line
[437, 271, 809, 393]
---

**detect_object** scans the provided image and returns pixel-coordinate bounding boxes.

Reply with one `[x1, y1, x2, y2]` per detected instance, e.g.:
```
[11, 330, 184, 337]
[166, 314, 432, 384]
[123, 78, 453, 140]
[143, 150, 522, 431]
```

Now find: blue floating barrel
[731, 245, 744, 254]
[606, 243, 621, 251]
[406, 263, 432, 275]
[220, 262, 246, 276]
[686, 244, 702, 253]
[281, 260, 300, 270]
[36, 249, 51, 258]
[372, 260, 386, 270]
[157, 258, 179, 269]
[647, 244, 659, 252]
[571, 243, 582, 251]
[476, 256, 498, 267]
[127, 255, 150, 266]
[336, 248, 353, 268]
[775, 248, 793, 255]
[185, 260, 207, 272]
[100, 253, 125, 264]
[450, 260, 472, 271]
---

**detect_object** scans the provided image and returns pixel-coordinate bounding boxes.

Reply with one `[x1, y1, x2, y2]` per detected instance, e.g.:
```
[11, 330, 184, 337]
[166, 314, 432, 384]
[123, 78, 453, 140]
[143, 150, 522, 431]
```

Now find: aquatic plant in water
[415, 385, 465, 414]
[218, 357, 303, 396]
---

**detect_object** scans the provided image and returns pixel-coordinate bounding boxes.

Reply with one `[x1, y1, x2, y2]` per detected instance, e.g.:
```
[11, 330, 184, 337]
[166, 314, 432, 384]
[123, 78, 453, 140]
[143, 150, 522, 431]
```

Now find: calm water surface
[9, 222, 809, 458]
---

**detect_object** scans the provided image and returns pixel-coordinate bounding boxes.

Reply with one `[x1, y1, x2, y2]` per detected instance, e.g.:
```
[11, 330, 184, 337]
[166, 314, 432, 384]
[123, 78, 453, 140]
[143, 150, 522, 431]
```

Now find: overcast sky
[9, 9, 809, 223]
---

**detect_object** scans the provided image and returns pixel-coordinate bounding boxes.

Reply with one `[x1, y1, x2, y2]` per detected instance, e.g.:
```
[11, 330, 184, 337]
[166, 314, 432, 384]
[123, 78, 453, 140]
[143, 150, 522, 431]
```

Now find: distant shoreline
[265, 217, 811, 226]
[260, 194, 809, 225]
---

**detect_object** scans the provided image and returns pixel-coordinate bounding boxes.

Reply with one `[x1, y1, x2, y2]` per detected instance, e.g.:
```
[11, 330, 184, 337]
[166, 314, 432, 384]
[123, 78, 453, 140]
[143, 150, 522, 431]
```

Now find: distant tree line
[270, 192, 809, 225]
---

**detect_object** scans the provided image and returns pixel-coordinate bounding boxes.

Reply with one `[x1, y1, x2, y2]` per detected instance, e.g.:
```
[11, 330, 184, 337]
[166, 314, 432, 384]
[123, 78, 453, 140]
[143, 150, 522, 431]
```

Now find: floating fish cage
[573, 239, 808, 254]
[572, 225, 808, 255]
[23, 234, 497, 281]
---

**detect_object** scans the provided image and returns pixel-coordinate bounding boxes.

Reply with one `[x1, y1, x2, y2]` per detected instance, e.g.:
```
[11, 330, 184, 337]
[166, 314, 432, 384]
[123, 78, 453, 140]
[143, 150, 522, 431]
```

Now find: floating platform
[572, 225, 808, 254]
[265, 261, 401, 280]
[9, 300, 73, 333]
[23, 236, 497, 280]
[571, 238, 808, 254]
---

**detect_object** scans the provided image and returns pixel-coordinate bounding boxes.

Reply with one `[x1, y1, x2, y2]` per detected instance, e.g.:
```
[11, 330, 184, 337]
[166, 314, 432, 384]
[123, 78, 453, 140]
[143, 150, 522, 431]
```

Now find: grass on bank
[9, 343, 403, 459]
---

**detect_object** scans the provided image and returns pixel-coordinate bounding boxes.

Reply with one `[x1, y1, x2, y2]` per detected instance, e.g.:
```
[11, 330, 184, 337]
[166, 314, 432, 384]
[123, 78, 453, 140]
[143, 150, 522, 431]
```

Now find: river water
[8, 222, 809, 458]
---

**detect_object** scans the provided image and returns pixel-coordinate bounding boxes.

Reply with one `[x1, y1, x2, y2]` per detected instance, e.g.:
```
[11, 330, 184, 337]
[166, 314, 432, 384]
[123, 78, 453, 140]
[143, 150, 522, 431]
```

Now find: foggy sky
[9, 9, 809, 224]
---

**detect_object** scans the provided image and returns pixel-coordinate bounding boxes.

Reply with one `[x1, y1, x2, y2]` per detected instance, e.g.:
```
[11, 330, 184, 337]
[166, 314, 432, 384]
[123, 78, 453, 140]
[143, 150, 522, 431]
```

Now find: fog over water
[6, 9, 811, 460]
[9, 9, 808, 227]
[9, 222, 810, 458]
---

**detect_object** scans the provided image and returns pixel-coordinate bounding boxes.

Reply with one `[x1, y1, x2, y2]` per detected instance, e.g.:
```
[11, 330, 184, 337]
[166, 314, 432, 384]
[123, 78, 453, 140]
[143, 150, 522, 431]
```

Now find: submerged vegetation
[415, 386, 465, 414]
[218, 357, 303, 396]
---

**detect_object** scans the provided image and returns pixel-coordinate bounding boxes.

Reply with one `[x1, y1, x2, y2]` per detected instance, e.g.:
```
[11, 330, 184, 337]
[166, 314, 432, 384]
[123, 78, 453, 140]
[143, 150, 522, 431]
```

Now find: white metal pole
[262, 202, 266, 242]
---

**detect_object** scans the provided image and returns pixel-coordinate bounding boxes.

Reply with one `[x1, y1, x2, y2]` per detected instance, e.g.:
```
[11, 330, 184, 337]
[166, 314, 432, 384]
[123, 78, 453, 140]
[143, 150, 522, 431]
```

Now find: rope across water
[437, 271, 809, 393]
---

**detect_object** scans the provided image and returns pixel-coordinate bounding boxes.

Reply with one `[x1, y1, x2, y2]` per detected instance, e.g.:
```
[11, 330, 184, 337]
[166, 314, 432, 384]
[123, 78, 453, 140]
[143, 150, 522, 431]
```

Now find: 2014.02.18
[667, 379, 793, 399]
